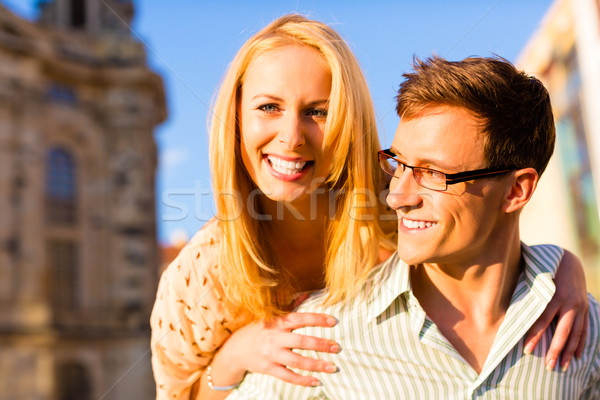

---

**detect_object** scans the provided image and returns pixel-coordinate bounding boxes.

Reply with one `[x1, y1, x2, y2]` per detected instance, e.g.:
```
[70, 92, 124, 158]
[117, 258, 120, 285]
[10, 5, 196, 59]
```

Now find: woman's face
[238, 45, 333, 206]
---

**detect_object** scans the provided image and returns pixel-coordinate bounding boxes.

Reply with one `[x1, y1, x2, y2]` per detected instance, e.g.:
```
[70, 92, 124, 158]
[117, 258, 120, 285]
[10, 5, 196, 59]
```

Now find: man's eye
[258, 104, 278, 113]
[423, 169, 446, 181]
[307, 108, 328, 117]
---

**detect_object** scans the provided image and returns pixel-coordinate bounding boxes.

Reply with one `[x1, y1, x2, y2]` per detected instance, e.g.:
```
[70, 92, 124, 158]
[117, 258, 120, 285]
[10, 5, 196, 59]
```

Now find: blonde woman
[150, 14, 588, 400]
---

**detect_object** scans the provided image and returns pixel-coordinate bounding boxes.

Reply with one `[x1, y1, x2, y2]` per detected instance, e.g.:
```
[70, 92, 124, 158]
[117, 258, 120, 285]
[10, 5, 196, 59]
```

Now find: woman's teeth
[402, 218, 437, 229]
[267, 155, 307, 175]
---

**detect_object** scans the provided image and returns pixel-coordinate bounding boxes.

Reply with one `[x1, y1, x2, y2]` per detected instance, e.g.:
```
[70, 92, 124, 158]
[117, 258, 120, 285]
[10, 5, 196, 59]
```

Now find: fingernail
[311, 379, 321, 386]
[325, 364, 337, 373]
[327, 317, 337, 326]
[561, 361, 570, 372]
[523, 343, 534, 355]
[330, 344, 341, 353]
[546, 359, 556, 371]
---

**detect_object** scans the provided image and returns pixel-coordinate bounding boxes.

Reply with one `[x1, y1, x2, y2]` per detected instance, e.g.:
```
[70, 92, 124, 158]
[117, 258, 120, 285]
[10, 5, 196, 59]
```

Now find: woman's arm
[193, 312, 340, 400]
[524, 249, 589, 371]
[152, 221, 340, 399]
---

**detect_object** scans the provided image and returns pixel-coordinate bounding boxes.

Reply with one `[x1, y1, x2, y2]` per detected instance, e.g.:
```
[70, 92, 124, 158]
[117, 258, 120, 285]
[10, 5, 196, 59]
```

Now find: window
[47, 84, 77, 104]
[47, 240, 78, 311]
[45, 148, 77, 225]
[70, 0, 86, 29]
[56, 362, 92, 400]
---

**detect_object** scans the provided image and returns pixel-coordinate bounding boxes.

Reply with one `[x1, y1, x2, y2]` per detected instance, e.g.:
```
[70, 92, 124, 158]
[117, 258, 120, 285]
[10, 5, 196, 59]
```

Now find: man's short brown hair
[396, 55, 555, 176]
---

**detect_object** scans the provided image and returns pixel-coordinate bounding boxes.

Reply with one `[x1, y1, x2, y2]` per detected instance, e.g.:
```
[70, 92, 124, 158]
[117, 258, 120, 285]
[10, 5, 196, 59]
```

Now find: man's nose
[386, 167, 423, 210]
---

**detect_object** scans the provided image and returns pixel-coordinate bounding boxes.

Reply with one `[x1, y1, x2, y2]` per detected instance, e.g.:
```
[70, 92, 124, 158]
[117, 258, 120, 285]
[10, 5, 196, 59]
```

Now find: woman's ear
[503, 168, 539, 214]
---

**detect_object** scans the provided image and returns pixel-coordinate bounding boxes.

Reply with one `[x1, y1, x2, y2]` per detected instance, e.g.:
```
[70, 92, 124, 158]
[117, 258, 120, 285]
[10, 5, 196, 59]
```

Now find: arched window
[70, 0, 86, 29]
[45, 147, 77, 225]
[56, 362, 92, 400]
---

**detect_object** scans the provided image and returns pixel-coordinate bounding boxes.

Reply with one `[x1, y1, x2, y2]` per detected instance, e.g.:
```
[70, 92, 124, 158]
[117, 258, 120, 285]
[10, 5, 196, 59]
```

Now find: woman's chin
[265, 189, 309, 204]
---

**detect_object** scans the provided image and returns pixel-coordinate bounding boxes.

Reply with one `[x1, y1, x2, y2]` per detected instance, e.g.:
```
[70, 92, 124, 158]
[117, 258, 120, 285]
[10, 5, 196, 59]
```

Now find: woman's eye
[307, 108, 328, 117]
[258, 104, 278, 113]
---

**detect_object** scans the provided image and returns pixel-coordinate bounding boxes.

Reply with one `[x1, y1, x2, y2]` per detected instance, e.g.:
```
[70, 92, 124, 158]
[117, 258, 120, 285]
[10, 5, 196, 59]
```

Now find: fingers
[558, 311, 586, 371]
[277, 349, 337, 374]
[545, 309, 575, 371]
[276, 312, 337, 330]
[264, 364, 321, 387]
[280, 332, 341, 354]
[575, 314, 589, 358]
[525, 301, 559, 354]
[524, 290, 590, 372]
[256, 334, 338, 386]
[243, 313, 340, 386]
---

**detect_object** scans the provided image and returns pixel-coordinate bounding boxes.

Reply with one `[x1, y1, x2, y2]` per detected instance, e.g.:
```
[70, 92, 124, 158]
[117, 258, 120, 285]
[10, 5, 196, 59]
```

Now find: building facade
[0, 0, 166, 398]
[519, 0, 600, 291]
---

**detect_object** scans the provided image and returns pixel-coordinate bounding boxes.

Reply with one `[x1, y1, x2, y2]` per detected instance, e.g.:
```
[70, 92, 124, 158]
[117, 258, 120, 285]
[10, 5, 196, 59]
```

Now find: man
[228, 56, 600, 399]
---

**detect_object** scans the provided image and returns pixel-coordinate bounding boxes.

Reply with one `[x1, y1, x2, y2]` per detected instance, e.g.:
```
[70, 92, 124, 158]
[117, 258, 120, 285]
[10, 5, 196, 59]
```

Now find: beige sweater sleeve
[150, 220, 241, 399]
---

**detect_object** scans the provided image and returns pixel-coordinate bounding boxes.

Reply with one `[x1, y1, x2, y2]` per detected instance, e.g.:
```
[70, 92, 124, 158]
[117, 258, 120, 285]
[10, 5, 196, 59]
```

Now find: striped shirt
[228, 244, 600, 399]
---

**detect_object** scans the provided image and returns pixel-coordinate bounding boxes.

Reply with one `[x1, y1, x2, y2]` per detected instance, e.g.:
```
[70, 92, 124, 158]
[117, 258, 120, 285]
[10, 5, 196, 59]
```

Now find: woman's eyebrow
[251, 93, 284, 102]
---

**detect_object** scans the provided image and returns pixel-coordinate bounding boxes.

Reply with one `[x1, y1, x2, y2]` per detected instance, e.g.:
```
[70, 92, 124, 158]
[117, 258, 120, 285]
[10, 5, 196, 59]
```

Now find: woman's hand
[196, 311, 340, 399]
[220, 312, 339, 386]
[524, 250, 588, 371]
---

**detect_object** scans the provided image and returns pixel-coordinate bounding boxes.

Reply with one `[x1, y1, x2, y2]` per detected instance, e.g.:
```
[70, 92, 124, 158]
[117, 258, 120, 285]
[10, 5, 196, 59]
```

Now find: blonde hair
[209, 14, 394, 322]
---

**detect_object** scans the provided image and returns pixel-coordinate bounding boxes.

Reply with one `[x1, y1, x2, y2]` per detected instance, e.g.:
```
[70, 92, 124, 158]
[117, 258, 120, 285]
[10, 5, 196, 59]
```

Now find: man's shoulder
[573, 293, 600, 381]
[586, 294, 600, 344]
[521, 243, 564, 277]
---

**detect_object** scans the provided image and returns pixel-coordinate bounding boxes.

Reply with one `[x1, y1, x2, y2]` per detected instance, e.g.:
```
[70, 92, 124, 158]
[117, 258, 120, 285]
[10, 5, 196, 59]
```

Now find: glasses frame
[378, 149, 514, 192]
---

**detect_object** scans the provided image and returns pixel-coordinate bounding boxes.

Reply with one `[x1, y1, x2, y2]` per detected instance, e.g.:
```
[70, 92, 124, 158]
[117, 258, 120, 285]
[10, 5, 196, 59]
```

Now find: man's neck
[410, 232, 523, 374]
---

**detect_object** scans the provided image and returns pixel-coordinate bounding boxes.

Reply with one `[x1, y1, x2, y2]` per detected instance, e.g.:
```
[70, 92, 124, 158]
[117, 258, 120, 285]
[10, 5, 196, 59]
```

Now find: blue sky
[4, 0, 554, 244]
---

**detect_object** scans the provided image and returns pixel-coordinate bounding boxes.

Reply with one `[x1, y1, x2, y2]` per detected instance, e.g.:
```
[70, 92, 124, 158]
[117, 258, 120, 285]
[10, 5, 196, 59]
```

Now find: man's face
[387, 105, 509, 266]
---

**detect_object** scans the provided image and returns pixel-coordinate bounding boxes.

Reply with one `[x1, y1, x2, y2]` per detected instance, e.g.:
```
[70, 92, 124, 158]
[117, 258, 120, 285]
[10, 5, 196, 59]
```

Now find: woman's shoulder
[150, 218, 237, 397]
[159, 218, 223, 298]
[185, 217, 222, 254]
[174, 218, 221, 266]
[153, 218, 239, 338]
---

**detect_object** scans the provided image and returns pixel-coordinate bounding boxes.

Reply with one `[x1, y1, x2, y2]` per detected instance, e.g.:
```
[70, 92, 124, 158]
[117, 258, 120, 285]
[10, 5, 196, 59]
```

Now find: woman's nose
[278, 113, 306, 149]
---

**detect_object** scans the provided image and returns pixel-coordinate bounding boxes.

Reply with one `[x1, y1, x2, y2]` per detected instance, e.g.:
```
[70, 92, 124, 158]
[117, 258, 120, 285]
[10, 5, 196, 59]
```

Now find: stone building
[0, 0, 166, 399]
[518, 0, 600, 289]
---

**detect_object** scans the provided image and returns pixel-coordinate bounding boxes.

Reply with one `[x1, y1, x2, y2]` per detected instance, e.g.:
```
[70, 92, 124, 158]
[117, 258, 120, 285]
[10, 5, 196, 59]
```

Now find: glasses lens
[379, 153, 398, 176]
[414, 168, 447, 191]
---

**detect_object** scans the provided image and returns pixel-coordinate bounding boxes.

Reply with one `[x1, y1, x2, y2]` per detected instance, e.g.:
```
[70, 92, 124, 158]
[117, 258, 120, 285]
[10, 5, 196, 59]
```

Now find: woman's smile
[264, 154, 313, 181]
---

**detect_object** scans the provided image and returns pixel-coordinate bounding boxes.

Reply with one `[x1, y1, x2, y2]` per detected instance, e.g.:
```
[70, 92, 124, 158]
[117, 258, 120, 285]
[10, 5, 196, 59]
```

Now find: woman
[150, 14, 588, 400]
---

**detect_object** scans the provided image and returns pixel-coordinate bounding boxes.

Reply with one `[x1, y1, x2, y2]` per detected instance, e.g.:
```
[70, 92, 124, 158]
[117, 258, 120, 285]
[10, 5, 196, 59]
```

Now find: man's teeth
[402, 218, 437, 229]
[268, 155, 307, 175]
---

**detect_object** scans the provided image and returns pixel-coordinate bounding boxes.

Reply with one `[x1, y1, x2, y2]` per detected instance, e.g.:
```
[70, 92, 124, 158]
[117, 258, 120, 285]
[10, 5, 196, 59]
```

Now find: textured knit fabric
[151, 219, 245, 399]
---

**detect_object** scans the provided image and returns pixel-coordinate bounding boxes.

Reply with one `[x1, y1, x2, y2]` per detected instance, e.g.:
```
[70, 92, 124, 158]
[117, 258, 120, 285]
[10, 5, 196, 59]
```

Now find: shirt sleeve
[580, 296, 600, 399]
[580, 346, 600, 399]
[151, 224, 236, 399]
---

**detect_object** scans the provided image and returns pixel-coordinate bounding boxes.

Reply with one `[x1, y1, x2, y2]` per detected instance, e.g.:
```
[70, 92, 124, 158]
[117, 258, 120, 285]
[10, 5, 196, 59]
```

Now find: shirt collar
[365, 252, 411, 322]
[519, 242, 561, 302]
[364, 243, 562, 323]
[474, 243, 560, 383]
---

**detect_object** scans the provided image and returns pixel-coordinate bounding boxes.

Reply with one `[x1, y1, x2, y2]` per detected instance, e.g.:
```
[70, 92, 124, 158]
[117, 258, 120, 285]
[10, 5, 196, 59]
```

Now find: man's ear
[503, 168, 539, 214]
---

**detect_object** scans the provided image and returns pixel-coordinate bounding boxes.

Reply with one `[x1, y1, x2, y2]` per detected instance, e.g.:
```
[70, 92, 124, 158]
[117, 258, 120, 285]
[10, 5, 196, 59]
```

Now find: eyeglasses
[378, 149, 513, 192]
